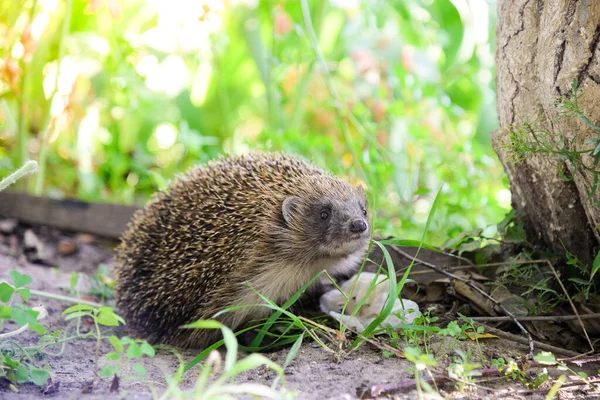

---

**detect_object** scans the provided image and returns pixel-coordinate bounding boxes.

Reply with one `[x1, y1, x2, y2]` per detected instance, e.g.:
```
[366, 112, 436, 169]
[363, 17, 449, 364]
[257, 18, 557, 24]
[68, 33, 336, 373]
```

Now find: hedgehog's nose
[350, 219, 368, 233]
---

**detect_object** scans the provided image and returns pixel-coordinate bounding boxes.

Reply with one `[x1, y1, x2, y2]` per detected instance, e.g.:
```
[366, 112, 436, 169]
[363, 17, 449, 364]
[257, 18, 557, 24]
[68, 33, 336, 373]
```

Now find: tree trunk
[493, 0, 600, 266]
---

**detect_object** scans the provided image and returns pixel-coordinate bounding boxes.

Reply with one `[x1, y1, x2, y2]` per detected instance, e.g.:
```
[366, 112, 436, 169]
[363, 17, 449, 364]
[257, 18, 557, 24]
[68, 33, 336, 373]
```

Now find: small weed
[62, 304, 125, 380]
[66, 264, 114, 303]
[566, 250, 599, 301]
[89, 264, 114, 301]
[403, 346, 439, 396]
[502, 79, 600, 200]
[0, 161, 37, 192]
[101, 336, 155, 380]
[448, 349, 481, 392]
[164, 320, 293, 400]
[0, 270, 50, 388]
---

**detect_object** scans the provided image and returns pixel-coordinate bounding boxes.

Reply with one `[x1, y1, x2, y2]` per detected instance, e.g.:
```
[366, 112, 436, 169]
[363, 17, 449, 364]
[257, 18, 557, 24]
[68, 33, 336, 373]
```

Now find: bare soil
[0, 223, 595, 399]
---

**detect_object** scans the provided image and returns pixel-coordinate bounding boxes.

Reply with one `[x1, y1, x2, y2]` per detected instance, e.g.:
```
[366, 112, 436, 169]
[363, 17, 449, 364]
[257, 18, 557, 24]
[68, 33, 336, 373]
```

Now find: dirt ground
[0, 223, 596, 399]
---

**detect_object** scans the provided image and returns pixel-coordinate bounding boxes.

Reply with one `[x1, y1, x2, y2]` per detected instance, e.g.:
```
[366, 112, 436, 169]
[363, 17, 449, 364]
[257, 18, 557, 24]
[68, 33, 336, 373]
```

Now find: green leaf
[16, 288, 30, 302]
[0, 305, 11, 319]
[15, 366, 29, 383]
[3, 354, 20, 368]
[590, 250, 600, 281]
[30, 323, 47, 334]
[62, 304, 95, 315]
[593, 141, 600, 156]
[133, 363, 147, 377]
[403, 346, 422, 362]
[221, 325, 238, 372]
[96, 308, 121, 326]
[99, 365, 117, 378]
[221, 353, 284, 382]
[30, 368, 49, 385]
[126, 342, 142, 359]
[9, 270, 32, 288]
[11, 307, 38, 326]
[106, 352, 121, 361]
[181, 319, 223, 330]
[140, 341, 155, 357]
[63, 311, 91, 321]
[120, 336, 133, 345]
[283, 332, 303, 369]
[568, 277, 589, 285]
[533, 351, 557, 365]
[0, 282, 15, 303]
[96, 312, 118, 326]
[69, 272, 78, 291]
[108, 335, 124, 352]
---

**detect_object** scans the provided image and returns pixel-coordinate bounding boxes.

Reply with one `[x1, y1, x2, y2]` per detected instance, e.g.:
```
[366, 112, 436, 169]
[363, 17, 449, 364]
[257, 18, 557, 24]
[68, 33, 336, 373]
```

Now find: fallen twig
[468, 313, 600, 323]
[366, 366, 505, 398]
[559, 353, 600, 366]
[406, 259, 549, 276]
[30, 289, 103, 308]
[478, 324, 579, 357]
[545, 260, 594, 352]
[390, 246, 536, 359]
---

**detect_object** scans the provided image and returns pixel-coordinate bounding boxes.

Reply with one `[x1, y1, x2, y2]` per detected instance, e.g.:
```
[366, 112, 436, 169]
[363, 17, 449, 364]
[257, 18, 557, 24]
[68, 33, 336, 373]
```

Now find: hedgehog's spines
[114, 152, 370, 349]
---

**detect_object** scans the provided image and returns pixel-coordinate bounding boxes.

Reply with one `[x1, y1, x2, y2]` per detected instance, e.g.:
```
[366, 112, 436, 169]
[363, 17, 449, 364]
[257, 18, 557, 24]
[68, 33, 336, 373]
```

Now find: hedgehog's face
[282, 184, 371, 260]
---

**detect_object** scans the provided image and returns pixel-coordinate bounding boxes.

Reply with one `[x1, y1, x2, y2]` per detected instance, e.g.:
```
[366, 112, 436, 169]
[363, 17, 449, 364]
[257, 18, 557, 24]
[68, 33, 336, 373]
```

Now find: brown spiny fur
[114, 153, 371, 349]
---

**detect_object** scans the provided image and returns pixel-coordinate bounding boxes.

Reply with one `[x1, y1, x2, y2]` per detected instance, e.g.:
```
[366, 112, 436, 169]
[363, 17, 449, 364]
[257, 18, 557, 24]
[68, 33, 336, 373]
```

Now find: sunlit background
[0, 0, 509, 244]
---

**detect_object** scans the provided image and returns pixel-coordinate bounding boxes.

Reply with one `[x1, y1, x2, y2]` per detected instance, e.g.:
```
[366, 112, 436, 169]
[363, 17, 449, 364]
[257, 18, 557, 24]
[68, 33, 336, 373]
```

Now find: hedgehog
[114, 153, 371, 349]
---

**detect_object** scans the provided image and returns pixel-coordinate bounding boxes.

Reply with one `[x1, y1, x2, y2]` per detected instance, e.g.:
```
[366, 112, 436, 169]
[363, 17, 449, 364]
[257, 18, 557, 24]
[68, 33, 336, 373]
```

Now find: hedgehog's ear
[356, 183, 366, 195]
[282, 196, 300, 225]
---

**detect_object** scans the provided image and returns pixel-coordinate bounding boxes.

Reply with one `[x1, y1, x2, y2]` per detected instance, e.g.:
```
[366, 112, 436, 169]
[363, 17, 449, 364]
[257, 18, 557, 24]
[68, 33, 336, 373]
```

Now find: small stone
[75, 233, 96, 244]
[24, 229, 42, 248]
[58, 239, 79, 256]
[0, 219, 18, 234]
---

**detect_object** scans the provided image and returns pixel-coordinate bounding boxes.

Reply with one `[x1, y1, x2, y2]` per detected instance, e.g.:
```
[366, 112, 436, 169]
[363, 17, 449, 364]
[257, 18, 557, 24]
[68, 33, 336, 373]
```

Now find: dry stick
[390, 246, 536, 359]
[494, 379, 600, 397]
[406, 259, 548, 276]
[369, 351, 594, 398]
[368, 367, 505, 397]
[478, 324, 579, 357]
[562, 353, 600, 366]
[469, 313, 600, 323]
[30, 289, 103, 308]
[545, 260, 594, 352]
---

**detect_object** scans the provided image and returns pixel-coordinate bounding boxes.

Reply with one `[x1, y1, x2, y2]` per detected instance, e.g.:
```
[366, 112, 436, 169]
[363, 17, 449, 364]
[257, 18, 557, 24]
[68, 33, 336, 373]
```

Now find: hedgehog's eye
[320, 211, 329, 220]
[362, 208, 367, 216]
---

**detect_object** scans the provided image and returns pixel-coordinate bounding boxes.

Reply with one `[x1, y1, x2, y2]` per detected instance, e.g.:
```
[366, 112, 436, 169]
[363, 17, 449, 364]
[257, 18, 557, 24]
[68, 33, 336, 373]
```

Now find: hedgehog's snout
[349, 219, 368, 233]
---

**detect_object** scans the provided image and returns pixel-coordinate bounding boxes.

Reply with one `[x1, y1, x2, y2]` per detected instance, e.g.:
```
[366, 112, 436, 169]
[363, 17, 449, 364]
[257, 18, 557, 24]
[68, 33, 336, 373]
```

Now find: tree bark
[493, 0, 600, 266]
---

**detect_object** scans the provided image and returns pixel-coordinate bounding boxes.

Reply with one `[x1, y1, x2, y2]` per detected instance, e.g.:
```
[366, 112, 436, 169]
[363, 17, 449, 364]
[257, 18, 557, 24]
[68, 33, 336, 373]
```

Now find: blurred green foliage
[0, 0, 509, 244]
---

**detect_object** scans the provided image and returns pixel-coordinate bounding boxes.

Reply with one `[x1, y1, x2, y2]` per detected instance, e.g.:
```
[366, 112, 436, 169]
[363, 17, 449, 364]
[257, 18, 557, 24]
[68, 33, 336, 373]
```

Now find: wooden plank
[0, 192, 139, 239]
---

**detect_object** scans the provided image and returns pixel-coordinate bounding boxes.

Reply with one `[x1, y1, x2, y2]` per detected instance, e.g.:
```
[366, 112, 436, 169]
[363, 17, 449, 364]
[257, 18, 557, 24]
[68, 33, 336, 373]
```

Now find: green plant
[66, 264, 114, 302]
[0, 160, 37, 192]
[0, 270, 50, 388]
[447, 348, 481, 392]
[101, 336, 155, 380]
[62, 304, 125, 380]
[566, 250, 599, 301]
[504, 80, 600, 201]
[164, 320, 293, 400]
[403, 346, 439, 397]
[492, 353, 556, 390]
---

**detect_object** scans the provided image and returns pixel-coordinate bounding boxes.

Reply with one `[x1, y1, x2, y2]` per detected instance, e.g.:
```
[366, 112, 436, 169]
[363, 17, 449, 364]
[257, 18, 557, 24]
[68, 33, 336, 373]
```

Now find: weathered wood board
[0, 192, 139, 239]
